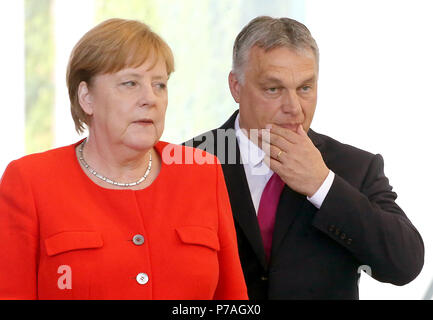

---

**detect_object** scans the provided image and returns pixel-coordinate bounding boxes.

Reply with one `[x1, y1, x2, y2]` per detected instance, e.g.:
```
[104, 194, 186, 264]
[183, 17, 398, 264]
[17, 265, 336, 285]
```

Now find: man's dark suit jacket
[185, 110, 424, 299]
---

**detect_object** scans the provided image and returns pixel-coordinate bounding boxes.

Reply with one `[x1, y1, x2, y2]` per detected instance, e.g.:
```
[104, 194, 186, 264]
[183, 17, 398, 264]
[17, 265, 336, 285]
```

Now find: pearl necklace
[78, 139, 152, 188]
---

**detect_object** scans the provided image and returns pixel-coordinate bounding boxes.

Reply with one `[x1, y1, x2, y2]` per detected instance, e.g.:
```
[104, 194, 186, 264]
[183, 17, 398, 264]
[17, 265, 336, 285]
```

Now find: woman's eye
[155, 83, 167, 90]
[122, 81, 137, 87]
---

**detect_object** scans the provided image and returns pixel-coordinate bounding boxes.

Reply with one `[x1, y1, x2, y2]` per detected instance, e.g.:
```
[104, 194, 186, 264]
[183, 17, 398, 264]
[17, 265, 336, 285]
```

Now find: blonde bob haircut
[67, 18, 175, 134]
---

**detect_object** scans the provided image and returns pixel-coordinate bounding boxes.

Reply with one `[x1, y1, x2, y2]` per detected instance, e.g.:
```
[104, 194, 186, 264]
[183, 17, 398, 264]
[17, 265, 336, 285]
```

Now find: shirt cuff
[307, 170, 335, 209]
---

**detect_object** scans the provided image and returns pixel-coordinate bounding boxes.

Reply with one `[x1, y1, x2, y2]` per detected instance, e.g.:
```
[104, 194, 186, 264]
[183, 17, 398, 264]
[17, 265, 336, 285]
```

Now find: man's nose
[281, 89, 301, 114]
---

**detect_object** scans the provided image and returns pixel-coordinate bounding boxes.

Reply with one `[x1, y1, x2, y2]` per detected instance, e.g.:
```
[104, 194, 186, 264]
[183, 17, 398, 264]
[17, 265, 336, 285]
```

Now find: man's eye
[266, 87, 279, 94]
[300, 86, 311, 92]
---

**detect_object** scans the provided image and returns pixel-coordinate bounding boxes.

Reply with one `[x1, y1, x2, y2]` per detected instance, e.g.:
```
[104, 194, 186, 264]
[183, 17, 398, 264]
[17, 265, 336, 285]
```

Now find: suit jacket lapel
[217, 113, 327, 269]
[308, 129, 325, 155]
[270, 187, 308, 264]
[219, 110, 268, 269]
[269, 129, 326, 264]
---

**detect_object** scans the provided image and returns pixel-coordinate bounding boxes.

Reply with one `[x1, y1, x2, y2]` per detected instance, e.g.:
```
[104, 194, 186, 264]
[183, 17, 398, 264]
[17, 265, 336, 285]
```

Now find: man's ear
[78, 81, 94, 116]
[228, 71, 242, 103]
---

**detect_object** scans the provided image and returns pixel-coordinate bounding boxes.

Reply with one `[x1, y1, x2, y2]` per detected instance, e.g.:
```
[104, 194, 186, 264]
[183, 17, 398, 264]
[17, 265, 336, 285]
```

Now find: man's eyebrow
[259, 76, 284, 84]
[300, 76, 316, 84]
[259, 75, 316, 85]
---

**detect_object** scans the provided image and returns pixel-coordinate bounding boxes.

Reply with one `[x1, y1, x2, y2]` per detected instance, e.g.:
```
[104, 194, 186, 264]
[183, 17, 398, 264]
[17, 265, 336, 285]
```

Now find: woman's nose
[138, 83, 157, 107]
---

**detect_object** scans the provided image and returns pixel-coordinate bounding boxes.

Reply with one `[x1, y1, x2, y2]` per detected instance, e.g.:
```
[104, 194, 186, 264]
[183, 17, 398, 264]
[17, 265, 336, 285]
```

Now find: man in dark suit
[185, 16, 424, 299]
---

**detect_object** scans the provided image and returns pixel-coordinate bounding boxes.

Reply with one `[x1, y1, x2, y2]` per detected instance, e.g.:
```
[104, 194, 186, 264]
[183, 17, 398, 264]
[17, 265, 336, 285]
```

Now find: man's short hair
[232, 16, 319, 82]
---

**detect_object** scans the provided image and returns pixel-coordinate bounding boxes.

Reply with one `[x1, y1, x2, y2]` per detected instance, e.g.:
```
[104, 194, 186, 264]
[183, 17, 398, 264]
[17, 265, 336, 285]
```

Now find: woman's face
[82, 56, 168, 151]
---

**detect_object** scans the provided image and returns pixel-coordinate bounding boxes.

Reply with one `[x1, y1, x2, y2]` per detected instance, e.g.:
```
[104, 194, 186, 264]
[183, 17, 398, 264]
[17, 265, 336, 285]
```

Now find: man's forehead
[246, 46, 317, 83]
[251, 44, 311, 57]
[254, 46, 315, 65]
[259, 72, 316, 84]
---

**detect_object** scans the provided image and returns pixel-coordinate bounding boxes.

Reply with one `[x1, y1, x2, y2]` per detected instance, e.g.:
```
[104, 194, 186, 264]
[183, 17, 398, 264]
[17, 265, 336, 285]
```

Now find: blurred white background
[0, 0, 432, 299]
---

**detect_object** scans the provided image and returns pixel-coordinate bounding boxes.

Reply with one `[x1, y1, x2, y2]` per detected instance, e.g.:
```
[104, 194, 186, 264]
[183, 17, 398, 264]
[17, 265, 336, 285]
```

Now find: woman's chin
[123, 136, 158, 152]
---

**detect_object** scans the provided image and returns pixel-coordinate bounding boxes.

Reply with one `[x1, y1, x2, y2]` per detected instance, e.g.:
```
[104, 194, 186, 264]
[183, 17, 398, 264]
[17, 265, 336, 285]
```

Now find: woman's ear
[78, 81, 94, 116]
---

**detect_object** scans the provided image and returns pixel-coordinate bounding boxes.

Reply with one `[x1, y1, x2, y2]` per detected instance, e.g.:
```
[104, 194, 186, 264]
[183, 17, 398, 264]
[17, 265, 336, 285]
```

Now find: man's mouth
[278, 123, 301, 131]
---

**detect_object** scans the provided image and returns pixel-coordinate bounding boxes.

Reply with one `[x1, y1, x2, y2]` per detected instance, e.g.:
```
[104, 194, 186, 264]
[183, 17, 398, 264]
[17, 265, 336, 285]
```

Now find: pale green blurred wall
[24, 0, 299, 151]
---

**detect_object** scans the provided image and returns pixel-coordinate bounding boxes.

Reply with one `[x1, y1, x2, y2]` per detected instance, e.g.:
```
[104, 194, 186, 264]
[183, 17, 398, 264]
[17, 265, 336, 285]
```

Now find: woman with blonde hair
[0, 18, 248, 300]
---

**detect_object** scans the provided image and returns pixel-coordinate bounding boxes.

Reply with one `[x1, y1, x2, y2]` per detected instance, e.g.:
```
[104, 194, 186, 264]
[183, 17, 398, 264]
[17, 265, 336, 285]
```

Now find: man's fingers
[297, 124, 308, 137]
[260, 130, 292, 152]
[261, 139, 284, 162]
[268, 124, 303, 144]
[263, 152, 283, 174]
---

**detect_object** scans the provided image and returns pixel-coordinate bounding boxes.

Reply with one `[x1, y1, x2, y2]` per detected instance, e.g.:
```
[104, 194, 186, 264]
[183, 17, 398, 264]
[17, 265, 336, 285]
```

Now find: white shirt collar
[234, 113, 268, 169]
[234, 113, 273, 213]
[234, 112, 333, 212]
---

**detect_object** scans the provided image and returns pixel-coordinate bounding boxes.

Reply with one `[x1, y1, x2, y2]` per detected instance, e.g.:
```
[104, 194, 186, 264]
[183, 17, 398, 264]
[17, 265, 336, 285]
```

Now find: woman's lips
[133, 119, 153, 126]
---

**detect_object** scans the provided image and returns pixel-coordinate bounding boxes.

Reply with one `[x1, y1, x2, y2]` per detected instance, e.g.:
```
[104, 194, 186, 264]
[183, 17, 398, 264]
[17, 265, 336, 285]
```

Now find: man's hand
[260, 124, 329, 197]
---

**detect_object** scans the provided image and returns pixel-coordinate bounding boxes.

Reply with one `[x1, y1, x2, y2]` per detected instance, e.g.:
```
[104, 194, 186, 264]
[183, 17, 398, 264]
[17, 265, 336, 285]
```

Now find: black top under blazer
[185, 110, 424, 299]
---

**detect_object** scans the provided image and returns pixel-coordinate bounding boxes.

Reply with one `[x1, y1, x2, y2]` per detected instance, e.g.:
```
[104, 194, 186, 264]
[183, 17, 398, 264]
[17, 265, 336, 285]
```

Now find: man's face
[229, 45, 318, 134]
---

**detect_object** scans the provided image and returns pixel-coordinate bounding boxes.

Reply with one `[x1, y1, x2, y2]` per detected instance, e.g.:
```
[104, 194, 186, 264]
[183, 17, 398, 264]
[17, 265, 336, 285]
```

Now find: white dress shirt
[234, 114, 335, 214]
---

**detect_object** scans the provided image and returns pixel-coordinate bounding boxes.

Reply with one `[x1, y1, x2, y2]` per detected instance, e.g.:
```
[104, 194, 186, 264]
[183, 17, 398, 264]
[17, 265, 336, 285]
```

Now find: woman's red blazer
[0, 140, 248, 300]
